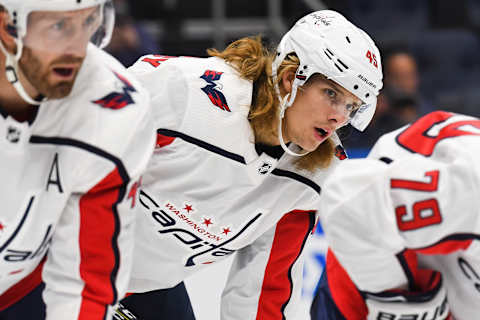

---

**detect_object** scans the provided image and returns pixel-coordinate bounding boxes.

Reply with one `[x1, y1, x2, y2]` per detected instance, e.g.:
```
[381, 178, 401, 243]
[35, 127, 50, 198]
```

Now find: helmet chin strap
[0, 40, 43, 106]
[277, 86, 310, 157]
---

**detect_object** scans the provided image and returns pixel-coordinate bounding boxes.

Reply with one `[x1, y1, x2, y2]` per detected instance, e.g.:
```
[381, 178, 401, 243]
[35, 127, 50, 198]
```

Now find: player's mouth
[314, 127, 331, 141]
[51, 65, 78, 80]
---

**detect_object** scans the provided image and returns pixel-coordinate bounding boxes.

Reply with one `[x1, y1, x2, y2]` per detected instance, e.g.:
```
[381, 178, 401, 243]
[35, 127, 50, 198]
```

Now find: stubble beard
[19, 47, 83, 100]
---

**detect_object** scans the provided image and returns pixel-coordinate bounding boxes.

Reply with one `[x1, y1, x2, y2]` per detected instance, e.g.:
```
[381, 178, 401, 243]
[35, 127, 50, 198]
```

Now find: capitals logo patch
[200, 70, 230, 112]
[335, 145, 347, 160]
[93, 72, 136, 110]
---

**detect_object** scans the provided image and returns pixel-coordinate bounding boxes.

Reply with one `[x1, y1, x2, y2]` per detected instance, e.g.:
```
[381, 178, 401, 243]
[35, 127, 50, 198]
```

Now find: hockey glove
[364, 272, 451, 320]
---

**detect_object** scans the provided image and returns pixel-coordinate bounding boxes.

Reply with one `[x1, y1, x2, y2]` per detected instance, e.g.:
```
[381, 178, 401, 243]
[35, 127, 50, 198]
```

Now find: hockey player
[0, 1, 155, 319]
[116, 10, 383, 320]
[311, 111, 480, 320]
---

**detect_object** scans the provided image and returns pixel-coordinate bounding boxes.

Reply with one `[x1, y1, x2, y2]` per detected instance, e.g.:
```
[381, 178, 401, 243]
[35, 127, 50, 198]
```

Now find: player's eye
[84, 13, 98, 28]
[51, 19, 66, 31]
[324, 88, 337, 100]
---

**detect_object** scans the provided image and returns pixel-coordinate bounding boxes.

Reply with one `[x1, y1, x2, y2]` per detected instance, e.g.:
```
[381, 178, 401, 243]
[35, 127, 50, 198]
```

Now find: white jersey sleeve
[128, 55, 188, 132]
[321, 111, 480, 293]
[221, 210, 316, 320]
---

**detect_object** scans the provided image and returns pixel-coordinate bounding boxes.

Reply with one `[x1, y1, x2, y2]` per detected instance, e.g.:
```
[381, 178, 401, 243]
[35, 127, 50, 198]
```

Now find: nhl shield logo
[257, 162, 273, 175]
[6, 126, 21, 143]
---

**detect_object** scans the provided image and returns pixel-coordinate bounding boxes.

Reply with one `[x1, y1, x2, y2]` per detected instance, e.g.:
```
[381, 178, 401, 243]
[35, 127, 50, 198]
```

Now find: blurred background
[107, 0, 480, 153]
[105, 0, 480, 318]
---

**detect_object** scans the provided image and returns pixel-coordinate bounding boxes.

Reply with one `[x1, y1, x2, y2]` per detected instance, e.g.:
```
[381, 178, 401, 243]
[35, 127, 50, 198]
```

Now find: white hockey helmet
[272, 10, 383, 133]
[0, 0, 115, 104]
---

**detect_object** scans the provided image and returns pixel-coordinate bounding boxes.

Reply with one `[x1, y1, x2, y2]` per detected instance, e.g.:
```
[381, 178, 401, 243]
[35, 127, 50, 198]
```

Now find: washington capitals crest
[200, 70, 230, 112]
[93, 71, 136, 110]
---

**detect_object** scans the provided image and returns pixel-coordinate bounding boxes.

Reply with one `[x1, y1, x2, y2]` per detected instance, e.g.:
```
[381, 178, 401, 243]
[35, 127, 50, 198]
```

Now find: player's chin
[298, 140, 320, 152]
[44, 81, 76, 99]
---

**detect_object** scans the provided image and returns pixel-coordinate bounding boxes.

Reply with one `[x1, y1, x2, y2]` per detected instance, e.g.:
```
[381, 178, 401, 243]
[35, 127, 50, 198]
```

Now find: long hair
[207, 36, 335, 172]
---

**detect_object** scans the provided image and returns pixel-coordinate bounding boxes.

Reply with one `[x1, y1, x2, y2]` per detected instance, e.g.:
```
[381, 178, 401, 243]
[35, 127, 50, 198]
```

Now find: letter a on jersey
[46, 153, 63, 193]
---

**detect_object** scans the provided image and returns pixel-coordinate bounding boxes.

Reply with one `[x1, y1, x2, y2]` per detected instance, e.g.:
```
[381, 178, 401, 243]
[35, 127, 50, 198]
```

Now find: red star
[222, 227, 231, 235]
[203, 218, 213, 227]
[184, 204, 193, 213]
[0, 223, 4, 231]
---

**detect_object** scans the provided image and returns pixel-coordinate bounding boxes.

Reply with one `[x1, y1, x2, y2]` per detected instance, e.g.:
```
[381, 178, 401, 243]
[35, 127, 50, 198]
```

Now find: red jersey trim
[416, 239, 473, 255]
[256, 210, 315, 320]
[78, 168, 126, 320]
[0, 257, 45, 311]
[156, 133, 175, 148]
[326, 249, 368, 320]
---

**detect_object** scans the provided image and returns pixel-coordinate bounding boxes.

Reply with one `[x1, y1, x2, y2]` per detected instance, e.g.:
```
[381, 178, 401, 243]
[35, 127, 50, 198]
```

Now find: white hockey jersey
[127, 55, 346, 320]
[321, 111, 480, 320]
[0, 44, 156, 319]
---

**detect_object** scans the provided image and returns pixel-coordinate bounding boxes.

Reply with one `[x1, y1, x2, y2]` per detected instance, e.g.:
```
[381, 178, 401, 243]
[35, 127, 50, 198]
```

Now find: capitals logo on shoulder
[93, 71, 136, 110]
[200, 70, 230, 112]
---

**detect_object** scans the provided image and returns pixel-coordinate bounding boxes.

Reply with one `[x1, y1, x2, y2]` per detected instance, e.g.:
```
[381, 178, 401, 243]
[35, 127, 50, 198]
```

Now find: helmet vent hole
[326, 48, 334, 56]
[354, 85, 359, 90]
[365, 93, 370, 98]
[337, 59, 349, 70]
[346, 36, 351, 43]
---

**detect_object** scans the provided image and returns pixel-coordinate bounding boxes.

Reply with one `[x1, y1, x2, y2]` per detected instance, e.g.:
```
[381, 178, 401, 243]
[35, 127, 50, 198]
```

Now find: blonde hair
[208, 36, 335, 172]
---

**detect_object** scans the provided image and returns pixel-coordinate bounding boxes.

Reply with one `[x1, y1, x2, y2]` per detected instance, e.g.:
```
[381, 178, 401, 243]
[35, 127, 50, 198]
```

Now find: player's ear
[0, 9, 17, 55]
[280, 69, 295, 95]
